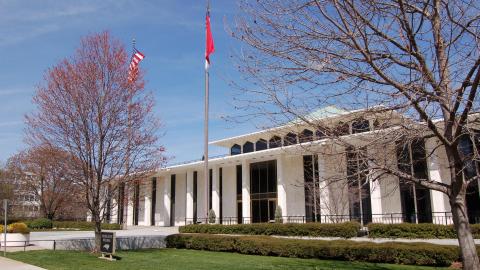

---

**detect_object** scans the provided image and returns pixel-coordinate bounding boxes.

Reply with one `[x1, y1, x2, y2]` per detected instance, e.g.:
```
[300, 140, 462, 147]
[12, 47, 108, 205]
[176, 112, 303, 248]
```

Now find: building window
[351, 118, 370, 134]
[336, 122, 350, 136]
[459, 133, 480, 223]
[117, 183, 125, 224]
[170, 174, 176, 226]
[231, 144, 241, 155]
[193, 171, 198, 223]
[219, 168, 223, 224]
[269, 136, 282, 148]
[299, 129, 314, 143]
[315, 128, 326, 140]
[396, 139, 432, 223]
[209, 169, 213, 210]
[256, 139, 268, 151]
[346, 147, 372, 226]
[250, 160, 277, 223]
[303, 155, 319, 222]
[284, 132, 297, 146]
[133, 181, 140, 226]
[243, 141, 254, 153]
[236, 165, 243, 224]
[151, 177, 157, 226]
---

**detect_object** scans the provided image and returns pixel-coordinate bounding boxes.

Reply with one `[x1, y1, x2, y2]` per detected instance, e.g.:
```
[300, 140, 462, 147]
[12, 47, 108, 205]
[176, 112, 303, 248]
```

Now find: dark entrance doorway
[396, 139, 432, 223]
[250, 160, 277, 223]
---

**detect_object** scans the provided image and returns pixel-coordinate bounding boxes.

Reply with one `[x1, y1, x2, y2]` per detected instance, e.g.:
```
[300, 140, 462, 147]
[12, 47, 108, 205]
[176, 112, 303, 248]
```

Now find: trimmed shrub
[29, 218, 53, 229]
[208, 209, 216, 224]
[179, 222, 360, 238]
[7, 222, 30, 234]
[0, 224, 3, 233]
[52, 221, 121, 230]
[101, 223, 122, 230]
[274, 206, 283, 223]
[166, 233, 460, 267]
[368, 223, 480, 239]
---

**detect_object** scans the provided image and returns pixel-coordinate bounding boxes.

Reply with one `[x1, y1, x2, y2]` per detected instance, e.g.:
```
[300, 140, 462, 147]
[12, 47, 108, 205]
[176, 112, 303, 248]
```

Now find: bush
[274, 206, 283, 223]
[179, 222, 360, 238]
[29, 218, 53, 229]
[166, 233, 460, 267]
[52, 221, 121, 230]
[208, 209, 216, 224]
[7, 222, 30, 233]
[368, 223, 480, 239]
[0, 224, 3, 233]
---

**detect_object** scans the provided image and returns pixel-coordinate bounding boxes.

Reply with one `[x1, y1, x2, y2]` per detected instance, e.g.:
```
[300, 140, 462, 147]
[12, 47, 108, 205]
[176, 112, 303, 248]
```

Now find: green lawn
[8, 249, 449, 270]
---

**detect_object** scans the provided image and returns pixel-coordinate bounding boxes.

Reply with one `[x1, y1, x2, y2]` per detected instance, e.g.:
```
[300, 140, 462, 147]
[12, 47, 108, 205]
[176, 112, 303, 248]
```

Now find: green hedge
[166, 233, 461, 266]
[368, 223, 480, 239]
[28, 218, 53, 229]
[52, 221, 121, 230]
[179, 222, 360, 238]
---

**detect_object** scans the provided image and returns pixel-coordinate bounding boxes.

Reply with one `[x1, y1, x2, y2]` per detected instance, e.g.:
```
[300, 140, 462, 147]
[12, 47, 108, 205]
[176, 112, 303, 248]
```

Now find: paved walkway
[0, 256, 45, 270]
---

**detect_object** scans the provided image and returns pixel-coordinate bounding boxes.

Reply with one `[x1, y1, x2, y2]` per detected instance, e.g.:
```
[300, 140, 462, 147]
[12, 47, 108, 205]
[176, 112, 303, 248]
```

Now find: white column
[276, 154, 287, 221]
[164, 175, 171, 226]
[144, 181, 152, 226]
[186, 170, 194, 224]
[242, 159, 251, 223]
[212, 166, 220, 223]
[126, 186, 134, 226]
[368, 146, 383, 222]
[317, 153, 331, 219]
[425, 138, 452, 224]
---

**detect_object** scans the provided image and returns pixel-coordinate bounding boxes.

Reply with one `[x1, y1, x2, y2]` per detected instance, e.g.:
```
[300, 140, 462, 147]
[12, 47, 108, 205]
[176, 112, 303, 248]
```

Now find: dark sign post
[99, 232, 116, 261]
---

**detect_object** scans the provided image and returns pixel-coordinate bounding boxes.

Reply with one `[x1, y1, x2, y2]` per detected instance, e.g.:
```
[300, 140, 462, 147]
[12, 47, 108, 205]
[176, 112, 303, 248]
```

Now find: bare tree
[25, 32, 164, 251]
[232, 0, 480, 268]
[6, 146, 84, 220]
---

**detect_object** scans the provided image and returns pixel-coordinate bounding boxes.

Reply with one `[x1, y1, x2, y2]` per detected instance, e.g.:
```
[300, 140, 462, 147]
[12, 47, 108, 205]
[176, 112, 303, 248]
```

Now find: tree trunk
[94, 219, 102, 253]
[450, 195, 480, 270]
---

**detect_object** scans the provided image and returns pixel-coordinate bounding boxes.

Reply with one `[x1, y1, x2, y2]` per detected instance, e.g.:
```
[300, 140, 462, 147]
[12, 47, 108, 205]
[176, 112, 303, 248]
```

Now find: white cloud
[0, 87, 33, 96]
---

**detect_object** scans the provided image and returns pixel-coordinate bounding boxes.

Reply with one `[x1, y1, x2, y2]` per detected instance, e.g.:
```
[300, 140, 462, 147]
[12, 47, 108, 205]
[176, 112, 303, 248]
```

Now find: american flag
[128, 49, 145, 82]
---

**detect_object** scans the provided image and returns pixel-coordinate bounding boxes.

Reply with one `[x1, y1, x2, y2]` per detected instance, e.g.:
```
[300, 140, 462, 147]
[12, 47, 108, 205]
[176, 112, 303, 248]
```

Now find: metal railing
[184, 212, 480, 226]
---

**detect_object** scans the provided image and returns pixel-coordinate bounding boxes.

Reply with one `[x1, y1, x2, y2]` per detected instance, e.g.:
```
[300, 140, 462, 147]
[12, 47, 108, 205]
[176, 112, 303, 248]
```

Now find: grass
[8, 249, 450, 270]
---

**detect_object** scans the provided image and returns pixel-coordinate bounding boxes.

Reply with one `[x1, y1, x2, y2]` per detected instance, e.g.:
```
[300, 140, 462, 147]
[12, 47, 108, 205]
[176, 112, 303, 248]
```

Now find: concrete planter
[0, 233, 30, 247]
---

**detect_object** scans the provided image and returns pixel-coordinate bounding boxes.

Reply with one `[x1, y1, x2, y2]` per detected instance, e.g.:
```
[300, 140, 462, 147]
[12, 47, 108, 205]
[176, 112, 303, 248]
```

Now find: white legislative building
[109, 106, 480, 227]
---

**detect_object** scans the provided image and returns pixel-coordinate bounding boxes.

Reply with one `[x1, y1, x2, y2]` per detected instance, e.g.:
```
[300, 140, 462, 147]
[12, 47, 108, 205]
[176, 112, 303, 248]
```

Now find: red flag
[128, 49, 145, 82]
[205, 8, 215, 69]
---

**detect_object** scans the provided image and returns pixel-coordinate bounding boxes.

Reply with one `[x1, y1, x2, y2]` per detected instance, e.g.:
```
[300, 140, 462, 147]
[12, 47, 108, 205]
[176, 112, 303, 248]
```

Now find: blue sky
[0, 0, 256, 165]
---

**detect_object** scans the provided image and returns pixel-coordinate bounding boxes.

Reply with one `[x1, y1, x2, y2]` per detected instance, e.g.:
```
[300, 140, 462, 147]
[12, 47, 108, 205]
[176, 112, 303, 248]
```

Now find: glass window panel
[269, 136, 282, 148]
[256, 139, 267, 151]
[284, 133, 297, 146]
[243, 141, 254, 153]
[231, 144, 241, 155]
[352, 118, 370, 134]
[299, 129, 314, 143]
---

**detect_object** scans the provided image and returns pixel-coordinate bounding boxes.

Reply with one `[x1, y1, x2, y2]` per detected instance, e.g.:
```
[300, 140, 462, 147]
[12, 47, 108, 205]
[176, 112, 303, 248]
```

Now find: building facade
[109, 107, 480, 227]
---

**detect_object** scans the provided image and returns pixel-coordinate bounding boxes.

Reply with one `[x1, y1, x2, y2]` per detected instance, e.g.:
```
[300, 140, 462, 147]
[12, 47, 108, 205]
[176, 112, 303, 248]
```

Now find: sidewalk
[0, 256, 46, 270]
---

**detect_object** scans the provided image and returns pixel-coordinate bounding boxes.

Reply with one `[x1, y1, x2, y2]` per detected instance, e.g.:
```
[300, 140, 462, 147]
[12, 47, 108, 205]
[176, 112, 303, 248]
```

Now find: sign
[100, 232, 116, 255]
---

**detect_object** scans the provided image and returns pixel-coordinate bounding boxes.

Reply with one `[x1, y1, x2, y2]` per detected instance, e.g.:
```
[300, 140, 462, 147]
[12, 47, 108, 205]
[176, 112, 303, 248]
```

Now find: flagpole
[204, 0, 211, 223]
[204, 63, 209, 222]
[122, 38, 135, 229]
